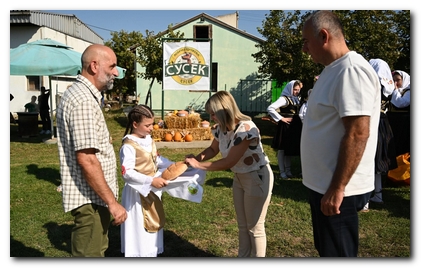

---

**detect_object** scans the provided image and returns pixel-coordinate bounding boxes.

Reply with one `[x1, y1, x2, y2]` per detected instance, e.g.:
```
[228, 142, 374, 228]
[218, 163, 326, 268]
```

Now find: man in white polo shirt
[300, 10, 380, 257]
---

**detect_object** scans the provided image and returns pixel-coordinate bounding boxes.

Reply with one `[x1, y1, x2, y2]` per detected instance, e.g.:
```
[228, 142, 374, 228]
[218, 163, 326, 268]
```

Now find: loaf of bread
[161, 161, 188, 181]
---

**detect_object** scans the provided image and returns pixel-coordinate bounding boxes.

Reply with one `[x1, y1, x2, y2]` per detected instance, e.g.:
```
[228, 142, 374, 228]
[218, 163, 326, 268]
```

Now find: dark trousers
[308, 188, 371, 257]
[39, 109, 51, 131]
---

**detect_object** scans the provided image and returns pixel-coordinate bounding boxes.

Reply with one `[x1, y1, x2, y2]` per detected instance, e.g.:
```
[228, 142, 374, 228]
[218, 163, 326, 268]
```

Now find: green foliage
[254, 10, 410, 92]
[105, 30, 144, 96]
[392, 10, 411, 72]
[104, 26, 185, 105]
[336, 10, 402, 68]
[134, 27, 185, 105]
[253, 10, 323, 91]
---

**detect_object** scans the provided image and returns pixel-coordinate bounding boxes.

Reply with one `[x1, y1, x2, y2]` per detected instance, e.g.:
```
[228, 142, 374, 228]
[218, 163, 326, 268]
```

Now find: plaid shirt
[56, 75, 118, 212]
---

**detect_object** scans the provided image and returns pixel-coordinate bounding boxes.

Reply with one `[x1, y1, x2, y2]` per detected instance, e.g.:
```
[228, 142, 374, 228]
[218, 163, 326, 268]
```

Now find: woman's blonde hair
[205, 91, 250, 132]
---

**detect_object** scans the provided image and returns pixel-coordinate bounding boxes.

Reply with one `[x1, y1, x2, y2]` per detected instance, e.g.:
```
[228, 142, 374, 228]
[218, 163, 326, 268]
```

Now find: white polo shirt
[301, 51, 380, 196]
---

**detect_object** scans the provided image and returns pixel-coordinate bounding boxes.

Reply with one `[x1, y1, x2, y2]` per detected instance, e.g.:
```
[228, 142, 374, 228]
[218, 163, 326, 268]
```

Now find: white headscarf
[393, 70, 411, 92]
[281, 80, 300, 104]
[369, 59, 394, 97]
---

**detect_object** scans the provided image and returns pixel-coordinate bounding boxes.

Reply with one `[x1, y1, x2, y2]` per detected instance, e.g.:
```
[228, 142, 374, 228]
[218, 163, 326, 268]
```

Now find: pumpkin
[184, 134, 193, 142]
[164, 133, 173, 141]
[200, 120, 210, 128]
[173, 132, 182, 142]
[177, 110, 188, 117]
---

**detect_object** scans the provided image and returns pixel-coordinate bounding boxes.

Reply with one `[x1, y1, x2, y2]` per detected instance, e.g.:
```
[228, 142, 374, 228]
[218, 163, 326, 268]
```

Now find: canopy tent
[10, 39, 126, 77]
[10, 39, 126, 140]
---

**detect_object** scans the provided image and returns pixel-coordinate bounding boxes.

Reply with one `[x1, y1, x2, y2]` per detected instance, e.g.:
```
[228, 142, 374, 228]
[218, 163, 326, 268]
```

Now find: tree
[392, 10, 410, 73]
[254, 10, 410, 93]
[253, 10, 322, 93]
[134, 27, 185, 106]
[335, 10, 402, 69]
[105, 27, 185, 105]
[105, 30, 144, 98]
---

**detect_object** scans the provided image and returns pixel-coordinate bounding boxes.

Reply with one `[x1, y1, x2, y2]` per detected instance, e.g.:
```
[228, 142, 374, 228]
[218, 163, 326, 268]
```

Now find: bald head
[81, 44, 115, 70]
[80, 44, 119, 91]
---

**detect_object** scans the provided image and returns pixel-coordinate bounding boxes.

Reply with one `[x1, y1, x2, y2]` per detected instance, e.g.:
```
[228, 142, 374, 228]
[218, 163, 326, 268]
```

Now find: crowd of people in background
[21, 86, 52, 135]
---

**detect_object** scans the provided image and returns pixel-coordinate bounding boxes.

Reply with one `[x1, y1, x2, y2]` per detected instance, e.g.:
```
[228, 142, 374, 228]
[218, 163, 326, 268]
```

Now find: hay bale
[164, 115, 201, 129]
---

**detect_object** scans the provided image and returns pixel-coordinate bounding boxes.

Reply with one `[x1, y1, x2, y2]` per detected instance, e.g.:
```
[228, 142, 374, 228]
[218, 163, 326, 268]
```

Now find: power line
[85, 23, 116, 33]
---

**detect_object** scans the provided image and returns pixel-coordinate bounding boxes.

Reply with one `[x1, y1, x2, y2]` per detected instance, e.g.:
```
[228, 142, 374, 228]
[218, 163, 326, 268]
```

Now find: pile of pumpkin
[151, 110, 211, 142]
[161, 130, 194, 142]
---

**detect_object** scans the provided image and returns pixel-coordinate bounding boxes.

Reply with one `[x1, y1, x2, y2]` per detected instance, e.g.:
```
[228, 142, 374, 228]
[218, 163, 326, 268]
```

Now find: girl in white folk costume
[119, 104, 173, 257]
[267, 80, 303, 179]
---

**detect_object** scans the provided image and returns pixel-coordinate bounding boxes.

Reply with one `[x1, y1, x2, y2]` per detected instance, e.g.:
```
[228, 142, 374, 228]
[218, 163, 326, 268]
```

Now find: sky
[44, 10, 269, 41]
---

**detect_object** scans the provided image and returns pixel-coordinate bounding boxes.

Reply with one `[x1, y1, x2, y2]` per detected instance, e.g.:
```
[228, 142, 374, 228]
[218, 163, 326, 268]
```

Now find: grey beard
[106, 81, 114, 90]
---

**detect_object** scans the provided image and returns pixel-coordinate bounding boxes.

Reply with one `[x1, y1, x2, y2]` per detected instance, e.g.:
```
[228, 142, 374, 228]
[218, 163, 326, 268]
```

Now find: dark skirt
[271, 115, 302, 156]
[375, 113, 398, 174]
[387, 111, 410, 156]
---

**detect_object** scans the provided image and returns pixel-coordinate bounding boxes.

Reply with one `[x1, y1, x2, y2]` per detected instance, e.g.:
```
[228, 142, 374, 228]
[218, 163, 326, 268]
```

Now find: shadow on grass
[160, 231, 216, 257]
[272, 177, 309, 202]
[205, 177, 233, 188]
[43, 221, 210, 257]
[10, 236, 45, 257]
[113, 114, 128, 129]
[10, 123, 51, 144]
[261, 136, 274, 148]
[30, 220, 216, 257]
[374, 187, 410, 219]
[26, 164, 61, 187]
[11, 222, 71, 257]
[106, 222, 216, 257]
[42, 222, 72, 255]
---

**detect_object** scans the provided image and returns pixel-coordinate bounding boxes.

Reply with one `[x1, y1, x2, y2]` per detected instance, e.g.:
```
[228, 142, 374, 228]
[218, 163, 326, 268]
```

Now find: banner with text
[163, 42, 211, 90]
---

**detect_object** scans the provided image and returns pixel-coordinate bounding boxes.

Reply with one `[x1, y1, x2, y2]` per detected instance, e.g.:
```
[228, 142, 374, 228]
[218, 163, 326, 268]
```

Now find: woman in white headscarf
[363, 59, 398, 209]
[388, 70, 410, 156]
[267, 80, 302, 179]
[391, 70, 410, 109]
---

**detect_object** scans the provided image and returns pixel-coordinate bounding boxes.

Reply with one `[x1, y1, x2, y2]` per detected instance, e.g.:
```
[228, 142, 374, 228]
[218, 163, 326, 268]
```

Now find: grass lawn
[9, 108, 410, 257]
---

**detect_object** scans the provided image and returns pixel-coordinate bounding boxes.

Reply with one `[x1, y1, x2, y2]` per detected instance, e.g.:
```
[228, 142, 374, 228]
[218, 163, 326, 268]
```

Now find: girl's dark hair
[123, 104, 154, 138]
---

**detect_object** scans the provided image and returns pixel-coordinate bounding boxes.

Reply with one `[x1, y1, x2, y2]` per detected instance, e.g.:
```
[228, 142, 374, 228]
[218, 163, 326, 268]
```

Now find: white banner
[163, 42, 211, 90]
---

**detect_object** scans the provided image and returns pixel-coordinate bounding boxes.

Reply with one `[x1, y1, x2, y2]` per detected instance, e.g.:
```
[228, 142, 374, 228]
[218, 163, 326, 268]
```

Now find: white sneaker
[361, 202, 370, 212]
[45, 130, 51, 135]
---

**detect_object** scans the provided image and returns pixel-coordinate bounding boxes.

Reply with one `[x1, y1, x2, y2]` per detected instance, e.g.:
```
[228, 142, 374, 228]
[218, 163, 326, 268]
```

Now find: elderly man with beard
[56, 44, 127, 257]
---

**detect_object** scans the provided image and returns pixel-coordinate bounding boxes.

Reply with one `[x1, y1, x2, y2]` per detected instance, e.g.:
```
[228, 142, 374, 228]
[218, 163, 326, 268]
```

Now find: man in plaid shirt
[56, 44, 127, 257]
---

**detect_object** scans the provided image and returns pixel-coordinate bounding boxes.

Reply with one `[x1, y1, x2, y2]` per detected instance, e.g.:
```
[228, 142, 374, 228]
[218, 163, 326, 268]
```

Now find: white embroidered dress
[119, 134, 173, 257]
[120, 134, 207, 257]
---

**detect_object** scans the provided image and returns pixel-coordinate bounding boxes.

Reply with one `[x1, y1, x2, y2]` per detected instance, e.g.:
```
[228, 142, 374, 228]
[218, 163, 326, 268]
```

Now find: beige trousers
[233, 164, 274, 257]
